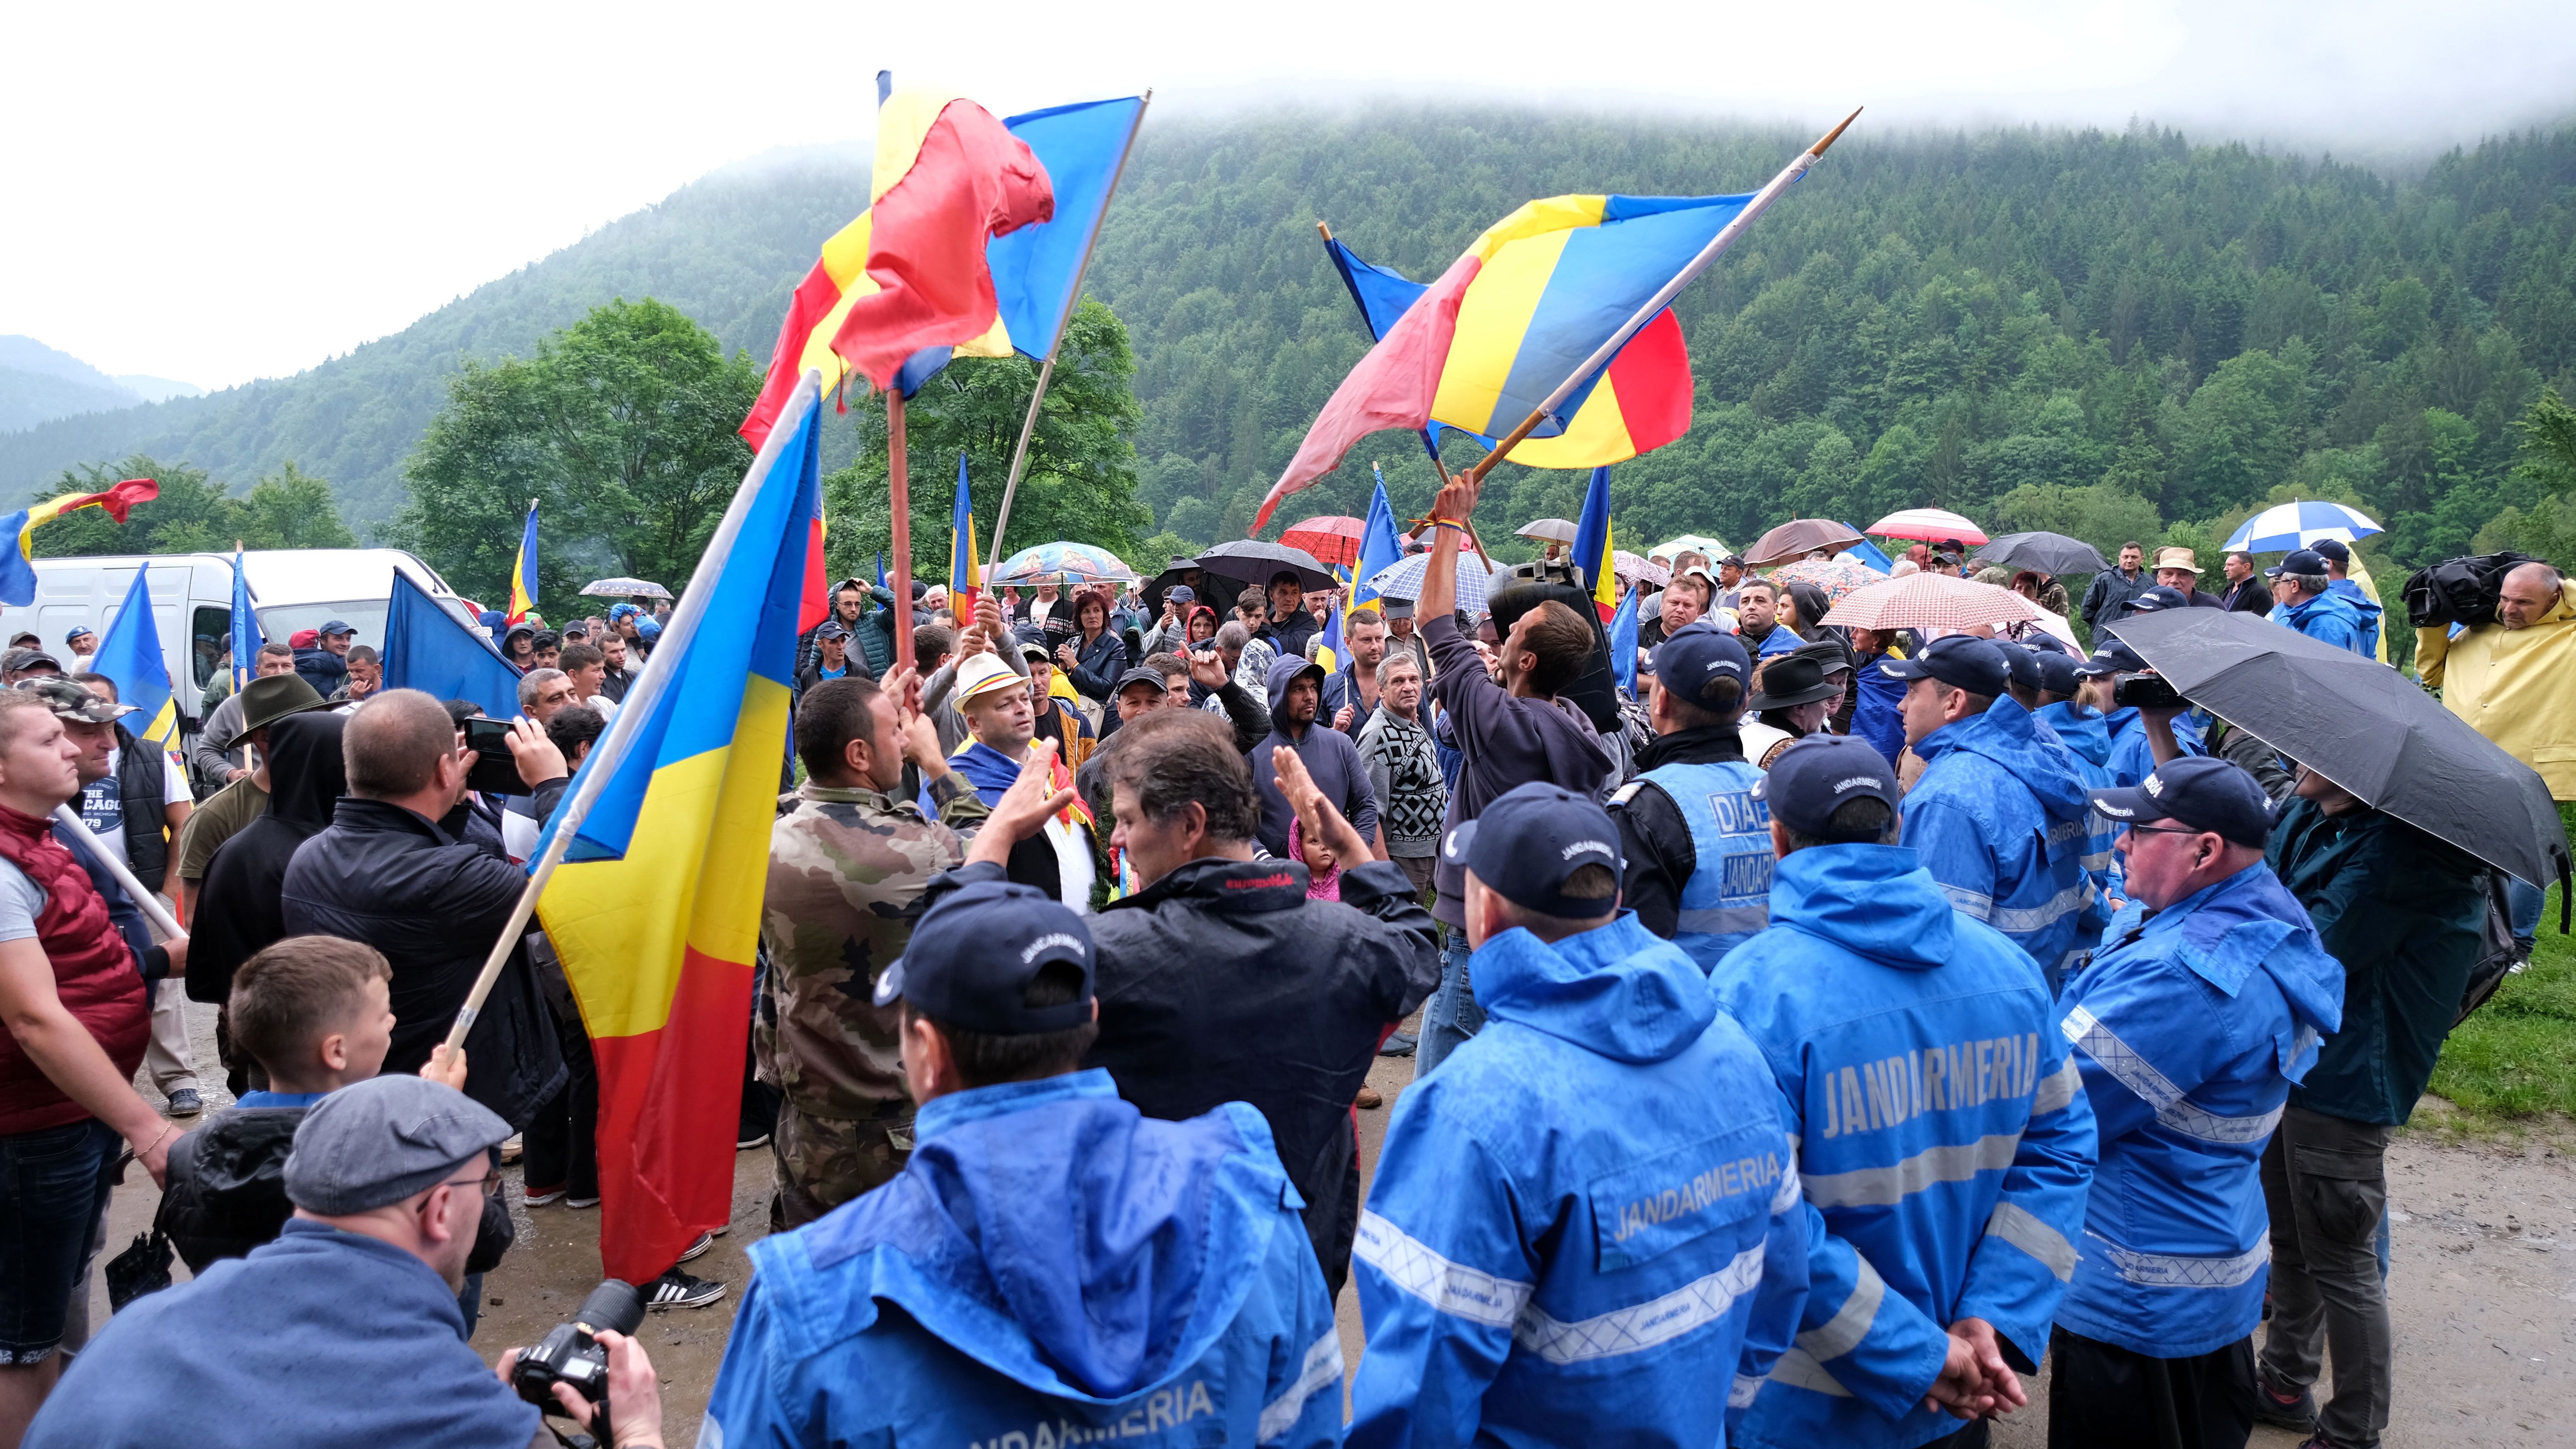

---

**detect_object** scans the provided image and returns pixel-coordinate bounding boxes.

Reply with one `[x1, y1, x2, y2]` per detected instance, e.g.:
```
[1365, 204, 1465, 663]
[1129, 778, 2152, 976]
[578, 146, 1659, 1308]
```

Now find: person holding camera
[26, 1073, 668, 1449]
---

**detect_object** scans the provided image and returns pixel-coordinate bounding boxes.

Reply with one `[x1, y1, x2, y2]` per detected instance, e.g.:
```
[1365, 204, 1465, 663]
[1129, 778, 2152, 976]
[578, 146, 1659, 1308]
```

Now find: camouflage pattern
[769, 1097, 914, 1230]
[756, 772, 986, 1212]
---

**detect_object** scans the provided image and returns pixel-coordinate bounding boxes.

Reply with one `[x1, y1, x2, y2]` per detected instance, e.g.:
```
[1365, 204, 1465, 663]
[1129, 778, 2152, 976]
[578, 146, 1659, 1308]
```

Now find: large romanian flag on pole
[91, 564, 179, 752]
[532, 373, 826, 1282]
[504, 501, 539, 626]
[949, 453, 981, 614]
[0, 477, 158, 606]
[1569, 465, 1618, 621]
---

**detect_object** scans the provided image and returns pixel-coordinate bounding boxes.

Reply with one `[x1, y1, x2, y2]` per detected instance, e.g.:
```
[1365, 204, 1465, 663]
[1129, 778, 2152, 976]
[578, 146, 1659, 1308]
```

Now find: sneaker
[2254, 1367, 2319, 1433]
[644, 1268, 726, 1311]
[166, 1089, 203, 1118]
[736, 1130, 772, 1150]
[566, 1194, 601, 1209]
[522, 1183, 569, 1206]
[676, 1230, 715, 1264]
[499, 1134, 523, 1165]
[1378, 1032, 1417, 1058]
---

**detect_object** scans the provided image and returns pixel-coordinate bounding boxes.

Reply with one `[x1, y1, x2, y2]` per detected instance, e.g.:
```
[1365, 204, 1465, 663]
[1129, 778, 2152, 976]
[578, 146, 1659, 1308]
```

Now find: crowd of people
[0, 469, 2561, 1449]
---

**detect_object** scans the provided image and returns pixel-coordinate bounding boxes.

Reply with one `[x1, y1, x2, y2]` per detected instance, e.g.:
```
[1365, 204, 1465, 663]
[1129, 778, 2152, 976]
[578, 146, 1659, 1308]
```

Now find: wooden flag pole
[1463, 107, 1862, 489]
[888, 388, 914, 673]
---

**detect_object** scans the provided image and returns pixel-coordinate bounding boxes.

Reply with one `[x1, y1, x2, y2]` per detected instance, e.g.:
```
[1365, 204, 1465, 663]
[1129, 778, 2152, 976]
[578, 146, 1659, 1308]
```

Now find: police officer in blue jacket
[1610, 625, 1773, 969]
[702, 878, 1343, 1449]
[1349, 783, 1807, 1449]
[1884, 637, 2098, 987]
[2051, 758, 2344, 1449]
[1709, 737, 2097, 1449]
[2026, 646, 2124, 912]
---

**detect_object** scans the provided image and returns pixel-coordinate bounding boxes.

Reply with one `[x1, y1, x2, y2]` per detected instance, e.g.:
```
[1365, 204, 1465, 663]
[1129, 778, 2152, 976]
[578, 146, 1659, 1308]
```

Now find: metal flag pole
[982, 91, 1154, 580]
[1462, 107, 1862, 487]
[440, 370, 824, 1054]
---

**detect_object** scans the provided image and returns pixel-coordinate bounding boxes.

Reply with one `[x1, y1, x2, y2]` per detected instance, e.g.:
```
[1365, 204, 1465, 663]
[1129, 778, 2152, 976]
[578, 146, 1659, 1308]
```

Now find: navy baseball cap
[1756, 735, 1901, 838]
[2087, 756, 2274, 848]
[2266, 549, 2329, 579]
[1166, 584, 1196, 605]
[874, 880, 1095, 1035]
[2126, 585, 2190, 614]
[318, 619, 355, 637]
[2074, 639, 2148, 677]
[1992, 641, 2042, 694]
[815, 620, 852, 641]
[1442, 782, 1622, 918]
[2031, 648, 2083, 697]
[1650, 624, 1750, 705]
[1115, 665, 1169, 695]
[1877, 635, 2010, 698]
[2310, 538, 2350, 564]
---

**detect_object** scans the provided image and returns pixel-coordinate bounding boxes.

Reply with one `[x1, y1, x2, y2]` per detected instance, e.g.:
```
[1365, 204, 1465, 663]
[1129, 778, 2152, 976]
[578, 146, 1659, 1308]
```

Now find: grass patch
[2424, 881, 2576, 1129]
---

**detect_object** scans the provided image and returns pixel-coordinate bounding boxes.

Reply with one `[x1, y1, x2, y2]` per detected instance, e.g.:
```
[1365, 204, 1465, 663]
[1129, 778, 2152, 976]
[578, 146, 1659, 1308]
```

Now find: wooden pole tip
[1316, 219, 1333, 240]
[1810, 106, 1864, 158]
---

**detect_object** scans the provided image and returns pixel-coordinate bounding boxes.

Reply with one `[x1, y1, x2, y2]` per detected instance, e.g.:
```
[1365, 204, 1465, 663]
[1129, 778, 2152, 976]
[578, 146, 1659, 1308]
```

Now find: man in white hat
[923, 654, 1097, 912]
[2151, 547, 2224, 610]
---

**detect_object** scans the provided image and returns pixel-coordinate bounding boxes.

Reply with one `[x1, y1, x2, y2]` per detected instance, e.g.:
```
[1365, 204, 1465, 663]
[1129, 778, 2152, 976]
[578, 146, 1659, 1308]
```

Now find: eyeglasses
[437, 1173, 504, 1200]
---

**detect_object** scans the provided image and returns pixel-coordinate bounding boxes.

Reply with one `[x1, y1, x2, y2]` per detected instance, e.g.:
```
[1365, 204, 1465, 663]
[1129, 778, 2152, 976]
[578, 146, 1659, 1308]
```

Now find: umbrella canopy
[580, 576, 671, 600]
[1142, 556, 1203, 615]
[1649, 534, 1731, 562]
[1819, 573, 2042, 631]
[1767, 556, 1883, 602]
[1866, 507, 1989, 545]
[2108, 608, 2570, 888]
[1613, 550, 1670, 587]
[2222, 500, 2385, 553]
[1363, 553, 1492, 614]
[1744, 519, 1867, 568]
[989, 542, 1139, 590]
[1279, 515, 1367, 568]
[1971, 531, 2108, 577]
[1194, 539, 1337, 595]
[1517, 518, 1579, 544]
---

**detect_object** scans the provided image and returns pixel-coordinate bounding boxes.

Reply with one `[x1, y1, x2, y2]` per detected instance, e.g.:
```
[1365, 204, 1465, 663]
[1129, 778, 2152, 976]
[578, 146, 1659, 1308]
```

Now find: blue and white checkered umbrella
[2222, 500, 2384, 553]
[1363, 552, 1493, 614]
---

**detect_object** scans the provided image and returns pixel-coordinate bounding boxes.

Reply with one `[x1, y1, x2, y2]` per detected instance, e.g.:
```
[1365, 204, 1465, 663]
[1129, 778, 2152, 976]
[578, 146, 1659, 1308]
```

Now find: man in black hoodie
[1254, 569, 1319, 665]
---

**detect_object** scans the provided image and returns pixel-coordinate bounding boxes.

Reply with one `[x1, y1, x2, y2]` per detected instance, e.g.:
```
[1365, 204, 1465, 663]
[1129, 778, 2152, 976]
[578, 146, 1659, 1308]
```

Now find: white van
[0, 548, 480, 728]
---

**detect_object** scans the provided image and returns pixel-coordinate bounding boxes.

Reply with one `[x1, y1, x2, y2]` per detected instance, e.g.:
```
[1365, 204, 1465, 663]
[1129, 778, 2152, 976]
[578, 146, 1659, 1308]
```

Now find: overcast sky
[6, 0, 2569, 392]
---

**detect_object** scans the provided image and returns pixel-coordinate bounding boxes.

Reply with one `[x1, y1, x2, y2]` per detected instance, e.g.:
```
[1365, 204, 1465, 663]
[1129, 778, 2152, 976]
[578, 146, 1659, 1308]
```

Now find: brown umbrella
[1743, 518, 1865, 567]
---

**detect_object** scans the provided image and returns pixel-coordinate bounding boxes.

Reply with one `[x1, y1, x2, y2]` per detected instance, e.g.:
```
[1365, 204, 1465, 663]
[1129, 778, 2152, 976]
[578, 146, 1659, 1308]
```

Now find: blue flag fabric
[382, 569, 524, 720]
[93, 565, 177, 749]
[228, 549, 261, 694]
[1353, 468, 1405, 608]
[1610, 586, 1640, 697]
[1571, 465, 1616, 611]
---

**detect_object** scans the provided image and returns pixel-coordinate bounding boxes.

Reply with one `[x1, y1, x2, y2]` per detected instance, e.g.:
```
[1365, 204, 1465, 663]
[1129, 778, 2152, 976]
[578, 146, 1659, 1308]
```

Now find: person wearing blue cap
[2050, 756, 2343, 1449]
[291, 620, 354, 700]
[1609, 624, 1776, 969]
[2307, 539, 2385, 659]
[1883, 636, 2099, 986]
[2072, 641, 2206, 791]
[1707, 737, 2096, 1449]
[1349, 781, 1807, 1449]
[703, 877, 1343, 1449]
[2264, 550, 2369, 655]
[2023, 647, 2124, 910]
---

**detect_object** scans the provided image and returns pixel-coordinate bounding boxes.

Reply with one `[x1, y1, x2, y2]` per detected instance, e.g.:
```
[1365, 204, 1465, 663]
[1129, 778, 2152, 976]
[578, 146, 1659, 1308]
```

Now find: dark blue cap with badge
[1442, 782, 1623, 918]
[1756, 735, 1901, 838]
[2310, 538, 2351, 564]
[2075, 638, 2148, 677]
[2087, 756, 2274, 848]
[2031, 647, 2082, 697]
[1877, 634, 2010, 698]
[1991, 641, 2041, 694]
[2266, 549, 2329, 580]
[1649, 623, 1750, 706]
[874, 879, 1095, 1035]
[2126, 585, 2190, 614]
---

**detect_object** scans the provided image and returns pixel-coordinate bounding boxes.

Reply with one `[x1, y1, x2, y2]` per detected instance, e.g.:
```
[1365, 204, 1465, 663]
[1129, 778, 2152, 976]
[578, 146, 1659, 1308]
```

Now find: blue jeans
[2506, 876, 2547, 951]
[1416, 929, 1485, 1077]
[0, 1120, 118, 1364]
[458, 1272, 483, 1340]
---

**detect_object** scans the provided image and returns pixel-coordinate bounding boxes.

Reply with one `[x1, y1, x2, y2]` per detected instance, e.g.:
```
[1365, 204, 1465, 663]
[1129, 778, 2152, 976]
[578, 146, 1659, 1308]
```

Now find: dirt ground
[90, 1000, 2576, 1446]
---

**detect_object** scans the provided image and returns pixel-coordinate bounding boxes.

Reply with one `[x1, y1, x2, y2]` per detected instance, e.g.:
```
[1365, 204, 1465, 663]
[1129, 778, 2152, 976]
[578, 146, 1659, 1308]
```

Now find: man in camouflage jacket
[756, 671, 987, 1229]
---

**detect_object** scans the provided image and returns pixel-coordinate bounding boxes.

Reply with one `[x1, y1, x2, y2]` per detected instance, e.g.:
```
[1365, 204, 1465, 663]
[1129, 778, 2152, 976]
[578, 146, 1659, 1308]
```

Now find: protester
[1413, 474, 1617, 1073]
[1256, 568, 1320, 664]
[1349, 781, 1806, 1447]
[2081, 542, 2152, 632]
[498, 621, 537, 669]
[1022, 644, 1096, 761]
[794, 578, 866, 684]
[2151, 548, 2225, 609]
[1357, 649, 1446, 895]
[25, 1073, 668, 1449]
[2309, 539, 2385, 658]
[1607, 626, 1771, 966]
[1321, 605, 1388, 738]
[596, 631, 635, 701]
[1709, 737, 2096, 1449]
[529, 629, 562, 671]
[2053, 757, 2342, 1449]
[1249, 657, 1379, 860]
[2255, 762, 2486, 1449]
[292, 620, 353, 699]
[1381, 595, 1430, 679]
[1738, 577, 1795, 656]
[1886, 637, 2096, 986]
[2216, 550, 2273, 615]
[1737, 653, 1839, 768]
[2265, 550, 2369, 653]
[703, 872, 1343, 1449]
[519, 706, 604, 1216]
[329, 644, 383, 706]
[0, 651, 59, 689]
[555, 642, 618, 720]
[1052, 587, 1127, 711]
[515, 665, 578, 726]
[173, 675, 323, 930]
[1639, 562, 1714, 654]
[925, 653, 1095, 911]
[795, 620, 856, 695]
[194, 643, 301, 787]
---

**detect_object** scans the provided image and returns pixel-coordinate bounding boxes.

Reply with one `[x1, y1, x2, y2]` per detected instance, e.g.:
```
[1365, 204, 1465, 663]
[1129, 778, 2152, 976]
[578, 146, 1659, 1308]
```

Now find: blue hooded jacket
[1349, 914, 1807, 1448]
[2325, 577, 2385, 657]
[2036, 702, 2125, 916]
[1850, 651, 1908, 768]
[2099, 706, 2206, 791]
[1708, 844, 2096, 1448]
[1901, 698, 2096, 982]
[2054, 864, 2343, 1358]
[2274, 588, 2368, 655]
[703, 1070, 1342, 1449]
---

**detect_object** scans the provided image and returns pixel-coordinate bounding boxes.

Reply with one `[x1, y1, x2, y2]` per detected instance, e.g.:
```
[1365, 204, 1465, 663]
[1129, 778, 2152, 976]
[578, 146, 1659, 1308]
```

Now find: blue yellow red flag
[228, 548, 259, 693]
[91, 565, 177, 752]
[1610, 586, 1640, 697]
[531, 376, 825, 1282]
[1570, 465, 1618, 620]
[1352, 467, 1405, 612]
[505, 501, 539, 625]
[949, 453, 982, 611]
[0, 477, 157, 607]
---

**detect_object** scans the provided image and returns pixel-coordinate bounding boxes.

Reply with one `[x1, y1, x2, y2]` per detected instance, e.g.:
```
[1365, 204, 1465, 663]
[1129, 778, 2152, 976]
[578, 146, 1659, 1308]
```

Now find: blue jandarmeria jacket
[2099, 707, 2205, 791]
[2054, 864, 2343, 1359]
[701, 1069, 1342, 1449]
[1349, 914, 1807, 1449]
[1708, 844, 2097, 1449]
[2035, 702, 2122, 908]
[1900, 698, 2096, 982]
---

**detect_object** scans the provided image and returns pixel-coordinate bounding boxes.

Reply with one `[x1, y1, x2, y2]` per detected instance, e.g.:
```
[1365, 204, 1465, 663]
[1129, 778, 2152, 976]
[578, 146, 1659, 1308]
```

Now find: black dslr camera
[514, 1279, 644, 1433]
[2111, 673, 2185, 710]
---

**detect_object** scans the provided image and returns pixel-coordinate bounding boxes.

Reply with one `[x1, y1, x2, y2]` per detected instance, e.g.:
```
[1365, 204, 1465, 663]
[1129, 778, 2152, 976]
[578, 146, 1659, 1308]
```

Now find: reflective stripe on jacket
[1900, 698, 2096, 982]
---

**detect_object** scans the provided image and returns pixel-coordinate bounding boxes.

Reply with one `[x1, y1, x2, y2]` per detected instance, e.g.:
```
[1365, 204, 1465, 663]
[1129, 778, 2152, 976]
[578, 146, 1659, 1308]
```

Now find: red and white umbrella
[1820, 572, 2041, 631]
[1865, 507, 1989, 546]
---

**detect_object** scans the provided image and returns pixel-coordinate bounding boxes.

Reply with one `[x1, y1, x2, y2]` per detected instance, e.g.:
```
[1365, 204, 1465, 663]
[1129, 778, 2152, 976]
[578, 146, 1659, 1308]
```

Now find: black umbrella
[1971, 531, 2108, 577]
[2107, 608, 2572, 889]
[1142, 556, 1203, 616]
[1193, 539, 1337, 595]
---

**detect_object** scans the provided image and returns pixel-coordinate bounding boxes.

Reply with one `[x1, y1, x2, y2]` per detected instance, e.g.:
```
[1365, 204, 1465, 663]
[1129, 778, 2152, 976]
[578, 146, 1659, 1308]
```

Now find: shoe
[644, 1268, 726, 1310]
[500, 1134, 523, 1164]
[2254, 1366, 2319, 1433]
[676, 1230, 715, 1264]
[736, 1131, 772, 1150]
[522, 1183, 568, 1206]
[1355, 1084, 1384, 1109]
[566, 1194, 601, 1209]
[1378, 1032, 1417, 1058]
[165, 1089, 203, 1118]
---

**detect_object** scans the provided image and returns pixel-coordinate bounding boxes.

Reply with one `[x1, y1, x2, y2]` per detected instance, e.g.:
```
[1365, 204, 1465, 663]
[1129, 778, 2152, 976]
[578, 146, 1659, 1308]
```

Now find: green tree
[22, 456, 358, 556]
[1988, 482, 2166, 563]
[234, 463, 360, 550]
[392, 298, 763, 617]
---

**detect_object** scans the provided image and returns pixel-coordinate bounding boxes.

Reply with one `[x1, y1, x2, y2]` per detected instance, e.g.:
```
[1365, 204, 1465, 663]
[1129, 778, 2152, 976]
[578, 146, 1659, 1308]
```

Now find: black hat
[1747, 654, 1838, 711]
[2074, 639, 2148, 678]
[1792, 638, 1853, 676]
[873, 879, 1095, 1035]
[2031, 648, 2082, 698]
[1441, 782, 1622, 919]
[1115, 665, 1170, 697]
[2310, 538, 2351, 564]
[2266, 549, 2329, 580]
[1650, 623, 1750, 700]
[2, 647, 62, 675]
[2087, 756, 2274, 848]
[1757, 735, 1901, 838]
[2127, 585, 2191, 614]
[1877, 635, 2010, 698]
[815, 620, 852, 642]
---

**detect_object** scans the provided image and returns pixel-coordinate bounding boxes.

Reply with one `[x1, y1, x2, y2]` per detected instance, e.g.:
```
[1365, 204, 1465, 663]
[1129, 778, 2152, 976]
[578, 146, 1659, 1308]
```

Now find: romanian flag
[949, 454, 981, 614]
[532, 374, 827, 1283]
[1570, 465, 1618, 621]
[1260, 192, 1762, 529]
[741, 94, 1148, 447]
[91, 564, 178, 752]
[0, 477, 157, 607]
[505, 501, 539, 626]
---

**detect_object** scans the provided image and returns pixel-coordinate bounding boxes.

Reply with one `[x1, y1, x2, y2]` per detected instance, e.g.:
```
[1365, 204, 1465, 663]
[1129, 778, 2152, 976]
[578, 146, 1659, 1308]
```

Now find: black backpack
[2403, 551, 2540, 629]
[2454, 869, 2528, 1028]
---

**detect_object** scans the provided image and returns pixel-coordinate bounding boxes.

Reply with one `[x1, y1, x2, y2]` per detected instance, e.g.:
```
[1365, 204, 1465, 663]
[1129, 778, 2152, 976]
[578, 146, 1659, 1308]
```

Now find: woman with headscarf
[186, 711, 349, 1006]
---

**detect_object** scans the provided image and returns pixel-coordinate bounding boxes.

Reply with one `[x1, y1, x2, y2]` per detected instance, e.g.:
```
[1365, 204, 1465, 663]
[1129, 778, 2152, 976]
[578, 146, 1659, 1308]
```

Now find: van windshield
[258, 601, 387, 651]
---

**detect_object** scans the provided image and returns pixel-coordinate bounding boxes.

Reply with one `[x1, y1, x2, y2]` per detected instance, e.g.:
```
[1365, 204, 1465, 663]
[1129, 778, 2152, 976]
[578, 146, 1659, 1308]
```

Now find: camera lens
[576, 1279, 646, 1337]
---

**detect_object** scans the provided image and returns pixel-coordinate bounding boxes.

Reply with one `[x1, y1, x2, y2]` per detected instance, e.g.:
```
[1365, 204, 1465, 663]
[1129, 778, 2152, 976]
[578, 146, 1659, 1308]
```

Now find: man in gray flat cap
[25, 1075, 669, 1449]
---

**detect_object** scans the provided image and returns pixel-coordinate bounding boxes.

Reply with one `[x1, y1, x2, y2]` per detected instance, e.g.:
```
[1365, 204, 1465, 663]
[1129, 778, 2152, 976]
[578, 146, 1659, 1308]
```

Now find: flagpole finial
[1810, 107, 1864, 158]
[1317, 220, 1333, 241]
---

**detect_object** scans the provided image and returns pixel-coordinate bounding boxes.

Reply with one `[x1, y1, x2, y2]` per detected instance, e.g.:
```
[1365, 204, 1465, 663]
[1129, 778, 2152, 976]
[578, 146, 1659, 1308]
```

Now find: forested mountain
[7, 111, 2574, 587]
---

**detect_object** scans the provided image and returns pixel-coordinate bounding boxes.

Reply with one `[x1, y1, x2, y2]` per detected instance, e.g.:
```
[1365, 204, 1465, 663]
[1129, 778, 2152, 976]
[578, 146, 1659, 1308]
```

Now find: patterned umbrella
[1650, 534, 1732, 561]
[1280, 515, 1367, 568]
[1865, 507, 1989, 545]
[1820, 572, 2042, 631]
[1767, 556, 1881, 602]
[2222, 500, 2384, 553]
[1743, 519, 1866, 568]
[1613, 550, 1670, 587]
[1363, 553, 1492, 614]
[989, 542, 1139, 589]
[580, 576, 671, 599]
